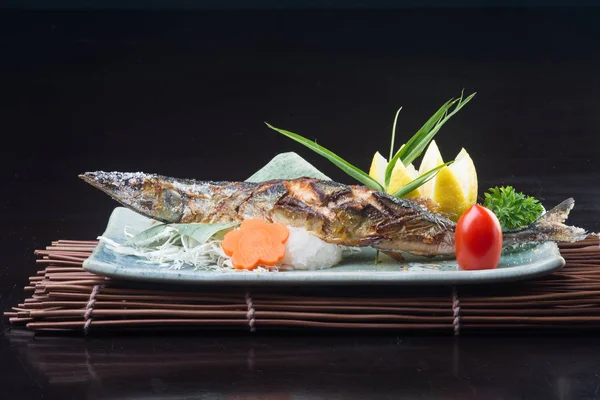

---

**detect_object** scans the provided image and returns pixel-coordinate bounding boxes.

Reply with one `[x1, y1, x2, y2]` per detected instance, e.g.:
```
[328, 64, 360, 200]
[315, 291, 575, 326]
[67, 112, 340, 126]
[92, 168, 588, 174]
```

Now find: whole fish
[79, 172, 587, 257]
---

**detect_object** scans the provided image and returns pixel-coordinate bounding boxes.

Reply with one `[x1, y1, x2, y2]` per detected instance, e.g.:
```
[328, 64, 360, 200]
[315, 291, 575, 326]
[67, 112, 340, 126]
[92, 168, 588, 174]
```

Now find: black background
[1, 3, 600, 399]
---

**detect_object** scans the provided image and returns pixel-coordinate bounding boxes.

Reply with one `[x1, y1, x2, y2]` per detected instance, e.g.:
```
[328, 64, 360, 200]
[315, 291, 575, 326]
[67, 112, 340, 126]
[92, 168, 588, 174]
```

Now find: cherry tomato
[455, 204, 503, 270]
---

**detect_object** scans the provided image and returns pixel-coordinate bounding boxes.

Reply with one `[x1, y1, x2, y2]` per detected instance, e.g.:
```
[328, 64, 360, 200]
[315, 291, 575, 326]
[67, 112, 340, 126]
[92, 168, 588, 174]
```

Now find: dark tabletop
[1, 5, 600, 399]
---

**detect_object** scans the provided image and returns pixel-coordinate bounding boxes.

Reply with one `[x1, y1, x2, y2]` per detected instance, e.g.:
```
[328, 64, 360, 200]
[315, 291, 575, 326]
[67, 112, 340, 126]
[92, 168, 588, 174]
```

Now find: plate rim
[83, 207, 566, 286]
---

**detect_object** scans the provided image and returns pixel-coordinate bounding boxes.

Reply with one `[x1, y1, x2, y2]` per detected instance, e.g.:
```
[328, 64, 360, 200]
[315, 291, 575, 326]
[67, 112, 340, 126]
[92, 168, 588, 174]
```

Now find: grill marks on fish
[243, 180, 360, 244]
[249, 179, 449, 247]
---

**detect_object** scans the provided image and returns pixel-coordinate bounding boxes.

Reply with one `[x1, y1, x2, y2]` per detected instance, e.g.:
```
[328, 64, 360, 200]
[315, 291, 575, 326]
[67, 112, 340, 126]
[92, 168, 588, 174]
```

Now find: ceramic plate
[83, 207, 566, 286]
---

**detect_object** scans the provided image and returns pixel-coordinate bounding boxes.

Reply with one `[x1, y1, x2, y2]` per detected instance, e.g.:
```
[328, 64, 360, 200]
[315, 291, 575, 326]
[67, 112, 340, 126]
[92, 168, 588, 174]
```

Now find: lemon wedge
[369, 150, 419, 197]
[452, 148, 478, 205]
[431, 148, 478, 221]
[368, 151, 388, 187]
[418, 140, 444, 198]
[368, 143, 477, 212]
[387, 161, 421, 198]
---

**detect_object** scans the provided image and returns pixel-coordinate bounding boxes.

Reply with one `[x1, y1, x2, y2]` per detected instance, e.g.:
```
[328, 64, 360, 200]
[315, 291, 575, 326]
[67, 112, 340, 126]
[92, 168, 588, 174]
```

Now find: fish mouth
[78, 172, 96, 185]
[79, 171, 149, 193]
[78, 171, 146, 211]
[78, 172, 108, 192]
[79, 171, 184, 223]
[79, 172, 115, 197]
[78, 171, 133, 202]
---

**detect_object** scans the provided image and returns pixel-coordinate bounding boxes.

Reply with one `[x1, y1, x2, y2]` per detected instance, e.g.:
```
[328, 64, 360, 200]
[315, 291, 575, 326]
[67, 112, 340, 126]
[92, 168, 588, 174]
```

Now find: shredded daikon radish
[99, 223, 355, 272]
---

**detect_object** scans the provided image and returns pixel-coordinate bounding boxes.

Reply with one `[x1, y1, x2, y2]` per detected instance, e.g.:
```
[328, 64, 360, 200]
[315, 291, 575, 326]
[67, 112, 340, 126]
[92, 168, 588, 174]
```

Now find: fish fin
[535, 198, 587, 243]
[504, 198, 587, 245]
[535, 198, 575, 227]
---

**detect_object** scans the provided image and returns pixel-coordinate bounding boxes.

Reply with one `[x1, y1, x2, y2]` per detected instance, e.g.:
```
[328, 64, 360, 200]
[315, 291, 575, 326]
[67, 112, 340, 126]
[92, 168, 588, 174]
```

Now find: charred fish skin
[79, 171, 455, 255]
[273, 179, 454, 251]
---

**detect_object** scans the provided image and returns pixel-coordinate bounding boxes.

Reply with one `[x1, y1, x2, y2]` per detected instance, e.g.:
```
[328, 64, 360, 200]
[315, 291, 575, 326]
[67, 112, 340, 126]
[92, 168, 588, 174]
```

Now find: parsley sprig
[483, 186, 544, 230]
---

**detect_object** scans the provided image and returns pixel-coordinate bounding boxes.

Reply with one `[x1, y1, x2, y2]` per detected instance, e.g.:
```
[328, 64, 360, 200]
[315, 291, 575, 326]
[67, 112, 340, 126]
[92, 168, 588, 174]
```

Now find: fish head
[79, 171, 184, 223]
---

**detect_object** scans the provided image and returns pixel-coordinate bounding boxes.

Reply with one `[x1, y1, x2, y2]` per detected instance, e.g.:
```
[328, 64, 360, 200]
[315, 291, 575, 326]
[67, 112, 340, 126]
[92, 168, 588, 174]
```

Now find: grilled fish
[79, 172, 587, 257]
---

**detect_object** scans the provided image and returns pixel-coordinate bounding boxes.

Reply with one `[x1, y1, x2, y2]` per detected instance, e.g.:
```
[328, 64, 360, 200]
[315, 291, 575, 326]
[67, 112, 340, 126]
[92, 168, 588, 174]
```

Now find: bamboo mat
[4, 235, 600, 335]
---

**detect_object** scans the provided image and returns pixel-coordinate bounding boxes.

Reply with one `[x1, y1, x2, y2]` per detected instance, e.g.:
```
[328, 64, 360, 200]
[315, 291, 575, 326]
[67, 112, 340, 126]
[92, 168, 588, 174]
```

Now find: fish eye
[158, 189, 183, 222]
[163, 188, 182, 206]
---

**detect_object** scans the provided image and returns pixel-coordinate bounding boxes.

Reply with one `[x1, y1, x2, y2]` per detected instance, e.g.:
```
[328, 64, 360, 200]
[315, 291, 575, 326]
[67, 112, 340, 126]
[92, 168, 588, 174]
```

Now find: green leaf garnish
[385, 91, 475, 185]
[390, 161, 453, 198]
[171, 222, 239, 244]
[266, 91, 475, 199]
[127, 222, 239, 248]
[385, 99, 451, 185]
[126, 223, 170, 247]
[389, 106, 402, 162]
[265, 122, 384, 191]
[482, 186, 545, 230]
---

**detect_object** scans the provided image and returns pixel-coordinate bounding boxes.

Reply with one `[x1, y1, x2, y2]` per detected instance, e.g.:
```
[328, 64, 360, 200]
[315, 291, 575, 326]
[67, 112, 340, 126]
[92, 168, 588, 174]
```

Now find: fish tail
[502, 198, 587, 246]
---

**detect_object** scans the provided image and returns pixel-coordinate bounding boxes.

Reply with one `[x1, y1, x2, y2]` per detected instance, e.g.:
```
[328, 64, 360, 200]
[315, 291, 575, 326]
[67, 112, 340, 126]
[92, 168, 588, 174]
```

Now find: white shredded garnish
[100, 223, 356, 273]
[99, 226, 274, 273]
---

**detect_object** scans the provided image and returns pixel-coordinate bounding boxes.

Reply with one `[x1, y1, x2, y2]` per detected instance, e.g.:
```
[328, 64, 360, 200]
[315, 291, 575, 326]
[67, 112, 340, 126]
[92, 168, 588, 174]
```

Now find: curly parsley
[483, 186, 544, 230]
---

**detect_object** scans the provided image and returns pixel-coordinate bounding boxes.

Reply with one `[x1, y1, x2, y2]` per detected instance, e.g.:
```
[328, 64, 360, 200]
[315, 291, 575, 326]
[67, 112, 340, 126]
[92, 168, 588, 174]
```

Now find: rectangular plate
[83, 207, 566, 286]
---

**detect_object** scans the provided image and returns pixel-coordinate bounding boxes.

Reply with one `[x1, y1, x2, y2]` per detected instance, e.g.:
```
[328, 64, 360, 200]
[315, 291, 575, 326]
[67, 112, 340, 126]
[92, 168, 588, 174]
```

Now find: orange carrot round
[222, 218, 289, 270]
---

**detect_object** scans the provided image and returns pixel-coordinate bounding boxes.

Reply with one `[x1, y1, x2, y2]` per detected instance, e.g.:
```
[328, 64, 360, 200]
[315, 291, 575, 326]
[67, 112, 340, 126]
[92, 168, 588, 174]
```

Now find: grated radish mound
[280, 227, 343, 270]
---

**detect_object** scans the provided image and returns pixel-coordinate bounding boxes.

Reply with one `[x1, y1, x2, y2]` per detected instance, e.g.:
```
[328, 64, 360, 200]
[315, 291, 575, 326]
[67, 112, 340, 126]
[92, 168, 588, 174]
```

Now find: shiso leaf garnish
[102, 222, 243, 271]
[170, 222, 239, 244]
[127, 222, 239, 247]
[126, 223, 171, 247]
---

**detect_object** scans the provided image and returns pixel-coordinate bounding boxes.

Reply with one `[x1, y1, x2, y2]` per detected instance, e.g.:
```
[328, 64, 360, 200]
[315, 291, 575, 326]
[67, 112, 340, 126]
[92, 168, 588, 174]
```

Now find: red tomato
[455, 204, 503, 270]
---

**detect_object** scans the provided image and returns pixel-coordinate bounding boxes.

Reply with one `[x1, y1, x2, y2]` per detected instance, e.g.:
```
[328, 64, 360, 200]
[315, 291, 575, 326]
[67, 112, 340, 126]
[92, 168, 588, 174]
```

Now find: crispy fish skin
[79, 171, 587, 257]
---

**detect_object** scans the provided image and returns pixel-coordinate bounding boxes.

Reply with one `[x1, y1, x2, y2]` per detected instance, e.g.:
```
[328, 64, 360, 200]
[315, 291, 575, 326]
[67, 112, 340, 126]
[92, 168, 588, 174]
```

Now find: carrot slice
[221, 218, 289, 270]
[231, 247, 261, 270]
[221, 229, 242, 257]
[259, 242, 286, 265]
[269, 223, 290, 243]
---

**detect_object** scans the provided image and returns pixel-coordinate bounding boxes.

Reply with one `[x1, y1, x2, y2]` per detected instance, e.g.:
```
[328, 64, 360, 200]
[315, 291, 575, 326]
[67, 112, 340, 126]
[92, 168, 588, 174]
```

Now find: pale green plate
[83, 206, 565, 286]
[82, 152, 565, 285]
